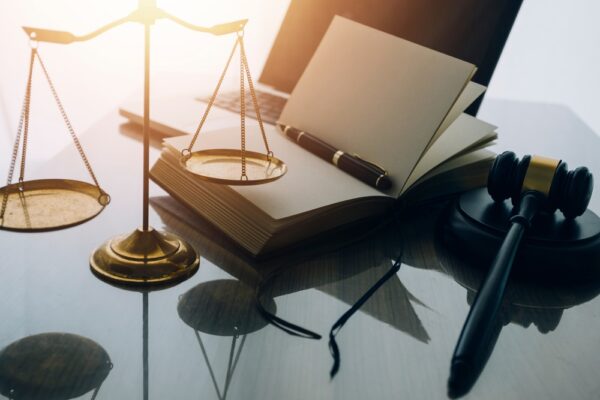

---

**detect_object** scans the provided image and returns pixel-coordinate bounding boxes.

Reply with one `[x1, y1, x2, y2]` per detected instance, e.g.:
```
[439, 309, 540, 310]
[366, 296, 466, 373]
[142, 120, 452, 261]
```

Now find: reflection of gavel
[448, 151, 593, 398]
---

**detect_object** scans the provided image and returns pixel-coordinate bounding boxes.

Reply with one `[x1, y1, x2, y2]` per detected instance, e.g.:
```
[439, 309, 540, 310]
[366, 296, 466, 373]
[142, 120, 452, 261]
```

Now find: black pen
[278, 124, 392, 190]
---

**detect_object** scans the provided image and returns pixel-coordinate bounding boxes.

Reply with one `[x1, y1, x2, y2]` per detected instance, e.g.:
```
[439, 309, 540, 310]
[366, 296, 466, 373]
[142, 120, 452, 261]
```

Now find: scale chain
[0, 48, 36, 220]
[34, 50, 108, 203]
[182, 30, 278, 183]
[185, 37, 240, 154]
[240, 37, 247, 180]
[19, 49, 36, 186]
[239, 37, 272, 159]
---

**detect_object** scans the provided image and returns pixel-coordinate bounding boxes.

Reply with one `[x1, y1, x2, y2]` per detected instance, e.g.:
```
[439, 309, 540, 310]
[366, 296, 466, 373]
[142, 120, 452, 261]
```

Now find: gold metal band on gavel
[522, 155, 560, 196]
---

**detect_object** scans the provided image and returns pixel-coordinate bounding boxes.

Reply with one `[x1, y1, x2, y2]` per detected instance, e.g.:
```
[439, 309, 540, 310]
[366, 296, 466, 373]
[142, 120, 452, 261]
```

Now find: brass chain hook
[0, 47, 36, 220]
[28, 32, 39, 50]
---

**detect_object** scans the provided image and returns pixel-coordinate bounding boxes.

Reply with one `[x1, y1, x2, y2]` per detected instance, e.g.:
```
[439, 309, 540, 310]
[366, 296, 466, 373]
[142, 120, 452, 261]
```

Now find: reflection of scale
[0, 0, 286, 286]
[0, 333, 112, 399]
[178, 280, 276, 400]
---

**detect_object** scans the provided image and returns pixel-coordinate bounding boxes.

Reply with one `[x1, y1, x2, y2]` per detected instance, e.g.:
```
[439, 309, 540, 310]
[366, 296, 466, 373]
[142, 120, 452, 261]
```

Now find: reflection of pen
[279, 124, 392, 190]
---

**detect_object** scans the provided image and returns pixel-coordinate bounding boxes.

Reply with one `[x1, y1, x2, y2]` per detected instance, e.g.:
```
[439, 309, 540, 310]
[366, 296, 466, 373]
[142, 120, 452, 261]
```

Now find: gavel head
[487, 151, 593, 219]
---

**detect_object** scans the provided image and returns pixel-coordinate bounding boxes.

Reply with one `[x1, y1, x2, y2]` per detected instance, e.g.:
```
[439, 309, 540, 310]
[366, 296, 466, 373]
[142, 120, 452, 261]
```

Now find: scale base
[90, 227, 199, 286]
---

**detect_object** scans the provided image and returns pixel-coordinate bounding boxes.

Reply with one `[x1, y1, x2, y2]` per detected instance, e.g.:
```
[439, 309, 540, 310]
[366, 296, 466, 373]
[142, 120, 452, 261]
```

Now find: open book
[150, 17, 496, 256]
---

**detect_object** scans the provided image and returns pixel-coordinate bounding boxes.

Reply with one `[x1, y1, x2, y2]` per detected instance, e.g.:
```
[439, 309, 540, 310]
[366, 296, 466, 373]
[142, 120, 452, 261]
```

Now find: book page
[402, 114, 496, 193]
[403, 149, 495, 204]
[428, 81, 486, 149]
[278, 16, 476, 197]
[420, 148, 496, 181]
[165, 124, 387, 220]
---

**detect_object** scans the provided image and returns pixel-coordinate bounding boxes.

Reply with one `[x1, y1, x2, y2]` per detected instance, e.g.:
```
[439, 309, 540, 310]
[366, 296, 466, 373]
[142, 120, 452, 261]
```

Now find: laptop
[120, 0, 522, 132]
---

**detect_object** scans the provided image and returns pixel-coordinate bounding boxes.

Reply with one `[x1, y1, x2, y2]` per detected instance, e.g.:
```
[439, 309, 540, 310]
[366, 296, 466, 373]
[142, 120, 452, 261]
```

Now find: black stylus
[448, 192, 540, 398]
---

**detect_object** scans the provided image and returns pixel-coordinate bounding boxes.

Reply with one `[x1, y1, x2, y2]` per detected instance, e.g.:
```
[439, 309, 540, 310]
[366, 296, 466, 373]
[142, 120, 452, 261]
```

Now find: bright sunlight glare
[0, 0, 289, 162]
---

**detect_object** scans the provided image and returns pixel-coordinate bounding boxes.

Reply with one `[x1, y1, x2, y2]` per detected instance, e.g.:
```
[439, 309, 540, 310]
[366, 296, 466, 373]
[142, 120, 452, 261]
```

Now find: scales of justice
[0, 0, 287, 286]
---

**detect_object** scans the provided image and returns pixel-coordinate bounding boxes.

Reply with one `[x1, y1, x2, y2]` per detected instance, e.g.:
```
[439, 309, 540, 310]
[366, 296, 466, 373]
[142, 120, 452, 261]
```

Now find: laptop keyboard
[200, 90, 287, 125]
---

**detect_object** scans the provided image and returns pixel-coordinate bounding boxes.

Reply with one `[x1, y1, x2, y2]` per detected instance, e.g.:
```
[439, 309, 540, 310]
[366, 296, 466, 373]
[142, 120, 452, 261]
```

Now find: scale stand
[23, 0, 249, 286]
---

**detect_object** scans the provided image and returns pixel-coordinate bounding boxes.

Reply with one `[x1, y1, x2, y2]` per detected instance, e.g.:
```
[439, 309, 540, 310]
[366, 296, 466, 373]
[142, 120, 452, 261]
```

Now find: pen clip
[352, 153, 388, 176]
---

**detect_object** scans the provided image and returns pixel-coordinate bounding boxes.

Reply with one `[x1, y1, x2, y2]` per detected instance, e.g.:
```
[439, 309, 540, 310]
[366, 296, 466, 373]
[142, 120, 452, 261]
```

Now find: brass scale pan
[180, 149, 286, 185]
[180, 31, 287, 186]
[0, 179, 108, 232]
[0, 47, 110, 232]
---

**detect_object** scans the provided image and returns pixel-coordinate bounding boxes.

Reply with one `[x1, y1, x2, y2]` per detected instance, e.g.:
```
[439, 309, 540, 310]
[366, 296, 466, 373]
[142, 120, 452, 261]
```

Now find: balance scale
[0, 0, 287, 287]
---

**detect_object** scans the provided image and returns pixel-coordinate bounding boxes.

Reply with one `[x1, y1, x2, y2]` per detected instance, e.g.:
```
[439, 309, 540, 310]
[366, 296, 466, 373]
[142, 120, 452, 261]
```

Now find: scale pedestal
[91, 227, 199, 285]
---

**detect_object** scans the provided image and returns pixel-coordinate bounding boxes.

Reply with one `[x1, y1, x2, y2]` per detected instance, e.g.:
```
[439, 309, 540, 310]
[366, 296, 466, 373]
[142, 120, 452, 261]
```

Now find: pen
[279, 124, 392, 190]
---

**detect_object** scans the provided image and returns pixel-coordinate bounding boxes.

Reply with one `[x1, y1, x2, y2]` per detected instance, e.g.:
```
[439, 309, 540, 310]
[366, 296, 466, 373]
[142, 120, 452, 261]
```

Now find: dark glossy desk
[0, 99, 599, 399]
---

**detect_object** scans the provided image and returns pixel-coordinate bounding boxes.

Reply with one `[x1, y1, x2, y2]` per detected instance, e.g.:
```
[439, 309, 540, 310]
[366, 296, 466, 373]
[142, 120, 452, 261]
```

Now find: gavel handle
[448, 192, 540, 396]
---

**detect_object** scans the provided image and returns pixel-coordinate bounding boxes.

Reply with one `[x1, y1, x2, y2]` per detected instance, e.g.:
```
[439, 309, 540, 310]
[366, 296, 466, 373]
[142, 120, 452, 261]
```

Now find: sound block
[442, 188, 600, 282]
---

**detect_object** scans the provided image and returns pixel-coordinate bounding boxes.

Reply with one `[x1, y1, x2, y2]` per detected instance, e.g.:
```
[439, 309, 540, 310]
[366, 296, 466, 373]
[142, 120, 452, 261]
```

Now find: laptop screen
[260, 0, 522, 99]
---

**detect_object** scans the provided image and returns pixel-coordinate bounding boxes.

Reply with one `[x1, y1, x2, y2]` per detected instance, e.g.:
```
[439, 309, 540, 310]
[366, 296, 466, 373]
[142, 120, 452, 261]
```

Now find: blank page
[402, 113, 496, 192]
[278, 16, 476, 197]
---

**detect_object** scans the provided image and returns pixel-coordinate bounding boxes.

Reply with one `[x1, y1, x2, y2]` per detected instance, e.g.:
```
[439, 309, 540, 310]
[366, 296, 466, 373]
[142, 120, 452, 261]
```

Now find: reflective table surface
[0, 99, 599, 400]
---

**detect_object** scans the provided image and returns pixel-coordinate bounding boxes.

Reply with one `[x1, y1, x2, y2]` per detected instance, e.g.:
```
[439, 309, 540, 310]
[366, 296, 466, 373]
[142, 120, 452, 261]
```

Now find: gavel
[448, 151, 593, 398]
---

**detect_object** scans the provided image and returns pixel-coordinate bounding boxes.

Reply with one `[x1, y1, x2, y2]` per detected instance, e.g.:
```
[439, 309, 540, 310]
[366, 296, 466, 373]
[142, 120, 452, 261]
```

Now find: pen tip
[447, 359, 471, 399]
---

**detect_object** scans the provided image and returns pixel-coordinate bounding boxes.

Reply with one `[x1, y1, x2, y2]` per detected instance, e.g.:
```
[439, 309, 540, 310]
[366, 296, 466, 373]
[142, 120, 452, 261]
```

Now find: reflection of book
[150, 17, 496, 256]
[152, 196, 430, 343]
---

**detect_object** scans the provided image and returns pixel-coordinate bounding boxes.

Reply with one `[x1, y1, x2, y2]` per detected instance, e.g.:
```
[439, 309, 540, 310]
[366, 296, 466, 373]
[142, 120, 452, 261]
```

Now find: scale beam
[22, 5, 247, 44]
[162, 13, 247, 35]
